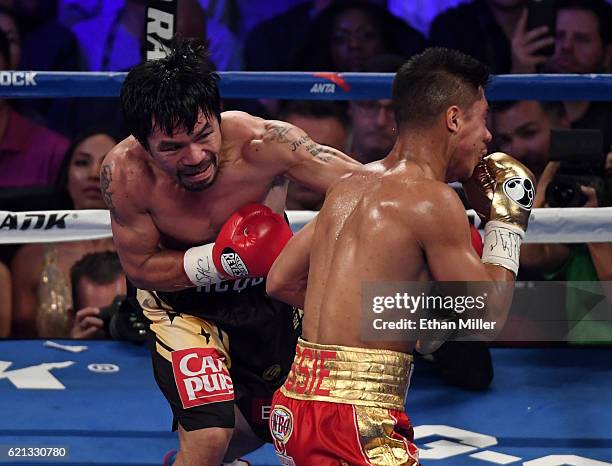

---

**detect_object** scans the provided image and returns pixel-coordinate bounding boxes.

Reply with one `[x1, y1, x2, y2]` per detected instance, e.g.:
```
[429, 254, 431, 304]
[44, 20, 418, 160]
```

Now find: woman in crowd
[10, 128, 120, 337]
[296, 0, 426, 72]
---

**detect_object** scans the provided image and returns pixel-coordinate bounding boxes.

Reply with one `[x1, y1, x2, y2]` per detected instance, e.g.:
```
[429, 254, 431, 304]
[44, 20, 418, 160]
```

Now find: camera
[99, 295, 147, 343]
[545, 129, 608, 208]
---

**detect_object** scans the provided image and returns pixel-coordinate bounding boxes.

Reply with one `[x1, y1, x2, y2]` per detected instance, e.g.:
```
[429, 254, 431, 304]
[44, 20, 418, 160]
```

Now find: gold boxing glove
[463, 152, 536, 275]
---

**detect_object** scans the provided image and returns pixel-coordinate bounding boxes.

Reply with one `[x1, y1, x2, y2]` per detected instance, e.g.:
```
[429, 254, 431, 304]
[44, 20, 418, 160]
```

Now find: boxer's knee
[176, 424, 233, 466]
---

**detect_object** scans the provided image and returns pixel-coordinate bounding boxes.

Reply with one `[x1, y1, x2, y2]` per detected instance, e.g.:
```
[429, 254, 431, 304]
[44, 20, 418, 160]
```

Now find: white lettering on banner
[310, 83, 336, 93]
[0, 361, 74, 389]
[146, 8, 174, 60]
[413, 425, 612, 465]
[0, 71, 37, 86]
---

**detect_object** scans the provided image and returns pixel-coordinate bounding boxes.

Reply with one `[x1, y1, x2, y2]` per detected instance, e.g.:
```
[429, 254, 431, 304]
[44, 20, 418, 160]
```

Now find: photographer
[493, 100, 612, 343]
[521, 144, 612, 343]
[69, 251, 126, 339]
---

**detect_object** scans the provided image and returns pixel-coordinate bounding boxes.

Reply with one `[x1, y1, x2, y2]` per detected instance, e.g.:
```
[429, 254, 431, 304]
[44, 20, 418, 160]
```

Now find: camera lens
[545, 181, 587, 207]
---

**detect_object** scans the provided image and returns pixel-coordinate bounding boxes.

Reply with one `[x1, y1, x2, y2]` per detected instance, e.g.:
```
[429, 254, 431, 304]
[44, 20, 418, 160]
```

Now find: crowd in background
[0, 0, 610, 367]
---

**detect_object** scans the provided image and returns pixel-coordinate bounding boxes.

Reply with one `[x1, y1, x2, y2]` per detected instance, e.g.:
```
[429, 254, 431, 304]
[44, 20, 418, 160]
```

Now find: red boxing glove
[470, 223, 483, 258]
[213, 203, 293, 279]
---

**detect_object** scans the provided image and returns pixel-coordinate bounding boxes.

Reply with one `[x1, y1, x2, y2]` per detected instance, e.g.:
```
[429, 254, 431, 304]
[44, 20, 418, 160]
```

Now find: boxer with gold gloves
[266, 48, 535, 465]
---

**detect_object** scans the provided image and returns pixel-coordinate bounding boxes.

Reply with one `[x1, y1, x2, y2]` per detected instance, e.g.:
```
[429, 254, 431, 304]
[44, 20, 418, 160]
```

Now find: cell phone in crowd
[526, 0, 557, 57]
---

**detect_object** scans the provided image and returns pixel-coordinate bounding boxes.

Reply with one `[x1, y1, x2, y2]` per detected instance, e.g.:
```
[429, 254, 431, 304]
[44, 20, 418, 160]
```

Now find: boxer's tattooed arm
[290, 135, 310, 152]
[304, 143, 335, 162]
[266, 123, 335, 162]
[266, 124, 293, 144]
[100, 163, 122, 225]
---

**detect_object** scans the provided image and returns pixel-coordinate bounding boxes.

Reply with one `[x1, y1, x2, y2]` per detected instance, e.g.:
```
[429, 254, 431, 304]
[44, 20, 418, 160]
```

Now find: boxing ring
[1, 71, 612, 465]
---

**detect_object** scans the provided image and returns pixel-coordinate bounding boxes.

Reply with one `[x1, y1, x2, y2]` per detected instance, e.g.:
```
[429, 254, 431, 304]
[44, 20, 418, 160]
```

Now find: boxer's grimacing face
[452, 92, 492, 181]
[147, 111, 222, 191]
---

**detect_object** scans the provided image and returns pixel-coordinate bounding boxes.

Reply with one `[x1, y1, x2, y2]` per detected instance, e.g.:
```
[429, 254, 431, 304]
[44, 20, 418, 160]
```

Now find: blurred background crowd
[0, 0, 610, 390]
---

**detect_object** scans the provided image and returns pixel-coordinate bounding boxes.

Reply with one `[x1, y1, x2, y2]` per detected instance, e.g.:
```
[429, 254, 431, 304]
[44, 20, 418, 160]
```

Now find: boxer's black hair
[392, 47, 490, 129]
[120, 38, 221, 151]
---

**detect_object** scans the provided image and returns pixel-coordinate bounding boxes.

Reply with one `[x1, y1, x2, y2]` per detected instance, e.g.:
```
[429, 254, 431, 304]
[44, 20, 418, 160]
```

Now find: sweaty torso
[112, 111, 287, 250]
[303, 161, 434, 353]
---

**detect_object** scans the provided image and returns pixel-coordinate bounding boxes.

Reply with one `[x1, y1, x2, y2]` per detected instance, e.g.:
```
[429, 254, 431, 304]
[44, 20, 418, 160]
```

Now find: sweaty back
[303, 164, 430, 353]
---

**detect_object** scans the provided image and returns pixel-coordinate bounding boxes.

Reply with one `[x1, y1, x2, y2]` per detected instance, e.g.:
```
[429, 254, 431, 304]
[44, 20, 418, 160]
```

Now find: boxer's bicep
[418, 187, 508, 282]
[249, 120, 360, 192]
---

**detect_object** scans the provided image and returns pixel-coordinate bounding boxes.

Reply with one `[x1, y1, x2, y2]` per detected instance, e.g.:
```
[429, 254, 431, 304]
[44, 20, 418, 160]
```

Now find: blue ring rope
[0, 71, 610, 100]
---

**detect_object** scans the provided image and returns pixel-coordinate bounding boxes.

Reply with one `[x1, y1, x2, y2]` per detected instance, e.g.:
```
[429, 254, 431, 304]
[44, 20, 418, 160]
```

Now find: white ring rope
[0, 208, 611, 244]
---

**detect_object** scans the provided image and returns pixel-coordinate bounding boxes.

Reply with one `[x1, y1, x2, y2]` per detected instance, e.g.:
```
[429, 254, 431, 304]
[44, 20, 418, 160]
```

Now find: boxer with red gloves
[183, 203, 293, 285]
[266, 48, 534, 465]
[103, 40, 361, 466]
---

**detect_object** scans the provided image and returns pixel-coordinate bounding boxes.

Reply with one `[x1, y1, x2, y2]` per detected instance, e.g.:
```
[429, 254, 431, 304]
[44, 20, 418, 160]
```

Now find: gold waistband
[280, 338, 413, 410]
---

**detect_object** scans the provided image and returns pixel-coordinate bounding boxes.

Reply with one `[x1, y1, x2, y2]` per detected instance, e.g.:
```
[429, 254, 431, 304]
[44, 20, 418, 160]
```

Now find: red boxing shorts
[270, 339, 419, 465]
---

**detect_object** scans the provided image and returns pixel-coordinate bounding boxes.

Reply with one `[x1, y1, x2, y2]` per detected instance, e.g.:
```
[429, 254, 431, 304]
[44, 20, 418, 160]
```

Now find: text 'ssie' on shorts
[270, 338, 419, 465]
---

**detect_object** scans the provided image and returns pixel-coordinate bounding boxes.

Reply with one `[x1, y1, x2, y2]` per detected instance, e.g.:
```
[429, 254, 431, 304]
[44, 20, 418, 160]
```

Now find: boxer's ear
[446, 106, 461, 133]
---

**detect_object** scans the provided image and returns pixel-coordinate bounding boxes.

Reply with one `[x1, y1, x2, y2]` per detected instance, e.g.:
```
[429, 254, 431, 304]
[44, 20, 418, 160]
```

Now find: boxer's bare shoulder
[220, 111, 265, 153]
[101, 136, 155, 224]
[388, 175, 467, 235]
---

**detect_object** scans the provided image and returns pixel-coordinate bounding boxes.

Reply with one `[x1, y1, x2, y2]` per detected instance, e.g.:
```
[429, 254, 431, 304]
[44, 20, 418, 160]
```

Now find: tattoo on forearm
[306, 143, 335, 162]
[100, 164, 121, 225]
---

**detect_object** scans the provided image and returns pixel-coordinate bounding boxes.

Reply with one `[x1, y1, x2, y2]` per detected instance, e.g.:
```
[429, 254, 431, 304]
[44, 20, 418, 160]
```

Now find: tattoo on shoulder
[100, 163, 122, 225]
[266, 124, 293, 144]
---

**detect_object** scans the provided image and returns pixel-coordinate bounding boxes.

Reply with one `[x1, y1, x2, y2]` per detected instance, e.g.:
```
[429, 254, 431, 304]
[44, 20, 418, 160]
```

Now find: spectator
[0, 28, 69, 188]
[70, 0, 240, 72]
[520, 144, 612, 344]
[297, 0, 426, 72]
[9, 1, 80, 73]
[430, 0, 545, 74]
[10, 128, 119, 337]
[0, 261, 10, 337]
[349, 54, 404, 163]
[0, 2, 82, 133]
[544, 0, 612, 150]
[492, 100, 569, 180]
[69, 251, 126, 339]
[0, 6, 19, 68]
[280, 100, 350, 210]
[245, 0, 332, 71]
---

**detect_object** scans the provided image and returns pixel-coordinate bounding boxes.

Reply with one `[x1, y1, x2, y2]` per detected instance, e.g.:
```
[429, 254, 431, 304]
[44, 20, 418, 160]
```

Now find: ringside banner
[146, 0, 177, 60]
